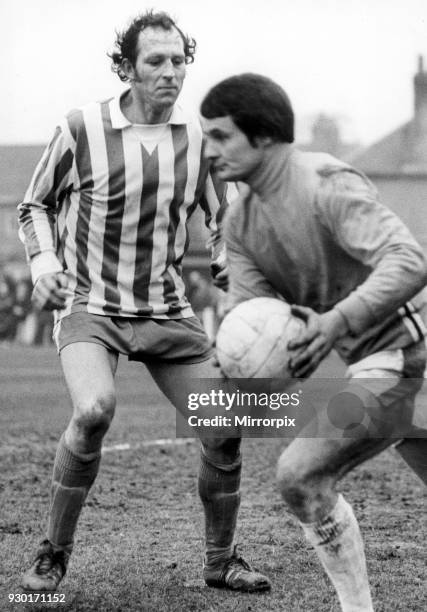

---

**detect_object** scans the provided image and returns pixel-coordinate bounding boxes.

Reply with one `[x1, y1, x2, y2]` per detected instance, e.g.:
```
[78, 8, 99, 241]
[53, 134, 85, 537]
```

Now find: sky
[1, 0, 427, 146]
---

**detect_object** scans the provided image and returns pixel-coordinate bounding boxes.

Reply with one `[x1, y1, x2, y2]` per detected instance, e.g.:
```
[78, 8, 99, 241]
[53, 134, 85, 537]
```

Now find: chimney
[414, 54, 427, 118]
[402, 55, 427, 173]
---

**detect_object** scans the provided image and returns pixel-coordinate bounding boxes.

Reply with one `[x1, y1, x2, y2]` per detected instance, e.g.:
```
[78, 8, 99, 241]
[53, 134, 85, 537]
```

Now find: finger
[214, 268, 228, 280]
[292, 359, 319, 379]
[213, 280, 228, 291]
[33, 294, 66, 311]
[34, 283, 67, 303]
[289, 336, 325, 372]
[43, 299, 66, 312]
[47, 287, 68, 309]
[290, 304, 312, 321]
[288, 329, 315, 350]
[55, 272, 69, 289]
[32, 285, 51, 308]
[291, 347, 325, 378]
[32, 283, 67, 310]
[52, 286, 68, 300]
[288, 316, 319, 349]
[213, 271, 229, 291]
[36, 276, 61, 295]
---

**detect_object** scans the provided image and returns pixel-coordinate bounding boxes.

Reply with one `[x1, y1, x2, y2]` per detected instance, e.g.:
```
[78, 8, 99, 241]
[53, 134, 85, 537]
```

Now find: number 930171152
[9, 593, 65, 603]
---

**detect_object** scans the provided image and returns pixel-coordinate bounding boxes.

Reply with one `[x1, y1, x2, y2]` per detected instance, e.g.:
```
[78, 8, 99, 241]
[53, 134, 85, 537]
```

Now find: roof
[351, 57, 427, 177]
[349, 120, 427, 177]
[0, 144, 45, 205]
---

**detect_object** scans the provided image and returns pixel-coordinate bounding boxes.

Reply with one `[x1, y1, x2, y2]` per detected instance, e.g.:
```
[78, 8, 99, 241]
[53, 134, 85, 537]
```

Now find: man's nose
[162, 60, 175, 78]
[204, 139, 217, 159]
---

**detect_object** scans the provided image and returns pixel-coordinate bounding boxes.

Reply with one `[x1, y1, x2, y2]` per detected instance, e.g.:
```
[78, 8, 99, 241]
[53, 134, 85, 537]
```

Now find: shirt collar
[109, 89, 188, 129]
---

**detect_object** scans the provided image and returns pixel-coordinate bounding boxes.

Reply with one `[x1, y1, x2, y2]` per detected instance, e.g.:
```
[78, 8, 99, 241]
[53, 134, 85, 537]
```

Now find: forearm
[335, 245, 427, 335]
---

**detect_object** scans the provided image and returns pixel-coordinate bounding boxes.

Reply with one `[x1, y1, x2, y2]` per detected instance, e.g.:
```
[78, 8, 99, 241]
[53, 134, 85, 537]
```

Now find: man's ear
[121, 58, 136, 81]
[254, 136, 274, 149]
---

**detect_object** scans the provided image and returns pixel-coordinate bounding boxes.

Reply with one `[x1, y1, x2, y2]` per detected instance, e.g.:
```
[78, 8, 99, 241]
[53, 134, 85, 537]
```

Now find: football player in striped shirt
[18, 12, 270, 594]
[201, 73, 427, 611]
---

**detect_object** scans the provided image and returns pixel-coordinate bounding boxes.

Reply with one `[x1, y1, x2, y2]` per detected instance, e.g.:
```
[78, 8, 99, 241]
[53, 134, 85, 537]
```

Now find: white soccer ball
[216, 297, 305, 379]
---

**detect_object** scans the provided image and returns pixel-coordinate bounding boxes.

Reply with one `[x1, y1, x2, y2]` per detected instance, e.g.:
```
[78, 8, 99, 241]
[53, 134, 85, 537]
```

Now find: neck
[247, 143, 293, 199]
[121, 88, 173, 124]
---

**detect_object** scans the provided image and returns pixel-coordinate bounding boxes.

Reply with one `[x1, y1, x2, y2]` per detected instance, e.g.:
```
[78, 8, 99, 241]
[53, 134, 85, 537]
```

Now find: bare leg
[277, 433, 396, 612]
[21, 343, 119, 591]
[275, 370, 417, 612]
[48, 343, 118, 548]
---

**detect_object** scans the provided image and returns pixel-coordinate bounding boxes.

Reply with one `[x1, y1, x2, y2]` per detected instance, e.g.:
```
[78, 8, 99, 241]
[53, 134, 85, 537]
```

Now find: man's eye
[173, 58, 184, 66]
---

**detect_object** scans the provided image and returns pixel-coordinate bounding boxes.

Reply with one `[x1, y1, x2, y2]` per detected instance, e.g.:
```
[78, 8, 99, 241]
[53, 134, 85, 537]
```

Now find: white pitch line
[102, 443, 132, 453]
[102, 438, 194, 454]
[142, 438, 194, 447]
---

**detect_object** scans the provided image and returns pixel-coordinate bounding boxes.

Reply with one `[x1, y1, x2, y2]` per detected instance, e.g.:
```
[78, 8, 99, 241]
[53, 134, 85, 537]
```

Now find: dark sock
[198, 449, 241, 568]
[47, 434, 101, 550]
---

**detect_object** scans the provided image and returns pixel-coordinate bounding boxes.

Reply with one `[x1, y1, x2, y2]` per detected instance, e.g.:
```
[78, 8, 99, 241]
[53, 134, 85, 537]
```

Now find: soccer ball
[216, 297, 305, 378]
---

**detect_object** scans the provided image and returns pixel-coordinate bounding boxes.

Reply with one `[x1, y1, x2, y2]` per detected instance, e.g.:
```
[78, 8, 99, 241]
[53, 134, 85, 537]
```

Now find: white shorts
[345, 342, 426, 431]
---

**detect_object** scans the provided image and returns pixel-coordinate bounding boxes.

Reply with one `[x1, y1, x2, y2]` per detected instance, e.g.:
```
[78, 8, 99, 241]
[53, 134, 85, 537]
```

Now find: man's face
[202, 116, 264, 181]
[129, 26, 186, 111]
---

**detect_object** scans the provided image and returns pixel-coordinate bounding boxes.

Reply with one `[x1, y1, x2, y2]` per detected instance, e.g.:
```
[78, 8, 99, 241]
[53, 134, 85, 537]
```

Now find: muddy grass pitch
[1, 345, 425, 611]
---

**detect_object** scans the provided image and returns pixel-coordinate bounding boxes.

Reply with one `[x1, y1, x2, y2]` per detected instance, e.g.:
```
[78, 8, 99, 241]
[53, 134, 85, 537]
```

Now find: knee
[276, 455, 328, 518]
[202, 437, 241, 467]
[276, 457, 308, 510]
[71, 392, 116, 439]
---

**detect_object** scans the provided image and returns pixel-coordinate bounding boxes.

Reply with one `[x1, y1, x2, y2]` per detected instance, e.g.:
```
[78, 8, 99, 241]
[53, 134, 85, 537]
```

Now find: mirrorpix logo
[327, 390, 370, 436]
[325, 379, 409, 438]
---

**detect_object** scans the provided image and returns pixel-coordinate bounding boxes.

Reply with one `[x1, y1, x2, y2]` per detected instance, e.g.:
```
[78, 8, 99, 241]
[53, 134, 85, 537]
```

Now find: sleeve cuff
[30, 251, 63, 284]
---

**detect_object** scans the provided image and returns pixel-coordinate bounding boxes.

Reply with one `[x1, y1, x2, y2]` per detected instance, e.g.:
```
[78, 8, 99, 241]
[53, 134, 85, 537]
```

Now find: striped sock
[47, 434, 101, 551]
[301, 494, 373, 612]
[198, 449, 241, 568]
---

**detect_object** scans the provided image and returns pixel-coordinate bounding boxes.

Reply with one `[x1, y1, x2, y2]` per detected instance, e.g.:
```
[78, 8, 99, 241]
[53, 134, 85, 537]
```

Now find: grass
[0, 344, 426, 611]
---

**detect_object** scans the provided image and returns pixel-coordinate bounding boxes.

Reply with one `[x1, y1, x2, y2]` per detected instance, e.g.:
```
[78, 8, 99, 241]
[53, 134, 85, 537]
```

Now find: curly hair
[109, 10, 196, 82]
[201, 73, 294, 145]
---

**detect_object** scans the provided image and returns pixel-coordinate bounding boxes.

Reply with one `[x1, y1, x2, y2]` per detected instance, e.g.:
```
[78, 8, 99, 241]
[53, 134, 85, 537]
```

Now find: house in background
[299, 113, 362, 161]
[351, 56, 427, 253]
[0, 145, 45, 277]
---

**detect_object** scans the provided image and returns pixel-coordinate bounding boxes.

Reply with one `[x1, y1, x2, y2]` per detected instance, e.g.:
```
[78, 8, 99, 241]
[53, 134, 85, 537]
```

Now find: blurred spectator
[13, 277, 33, 343]
[32, 309, 54, 346]
[0, 269, 54, 346]
[17, 282, 54, 346]
[0, 270, 18, 341]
